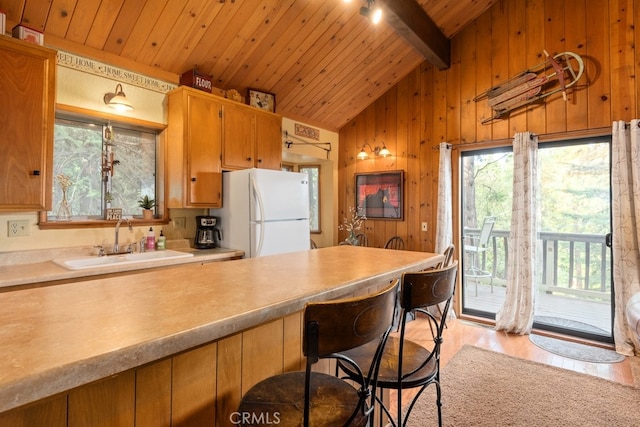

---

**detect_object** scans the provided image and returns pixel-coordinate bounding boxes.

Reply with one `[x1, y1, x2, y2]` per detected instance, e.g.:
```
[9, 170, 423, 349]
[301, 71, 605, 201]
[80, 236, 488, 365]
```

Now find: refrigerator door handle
[251, 174, 266, 255]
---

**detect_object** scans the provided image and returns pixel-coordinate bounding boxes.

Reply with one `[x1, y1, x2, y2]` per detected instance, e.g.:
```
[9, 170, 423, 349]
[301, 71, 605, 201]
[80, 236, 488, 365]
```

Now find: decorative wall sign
[475, 51, 584, 124]
[179, 68, 213, 93]
[105, 208, 122, 220]
[355, 171, 404, 220]
[56, 51, 177, 93]
[294, 123, 320, 141]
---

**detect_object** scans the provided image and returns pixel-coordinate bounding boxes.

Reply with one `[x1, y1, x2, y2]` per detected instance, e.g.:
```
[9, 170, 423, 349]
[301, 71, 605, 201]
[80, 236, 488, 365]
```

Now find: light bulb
[371, 7, 382, 24]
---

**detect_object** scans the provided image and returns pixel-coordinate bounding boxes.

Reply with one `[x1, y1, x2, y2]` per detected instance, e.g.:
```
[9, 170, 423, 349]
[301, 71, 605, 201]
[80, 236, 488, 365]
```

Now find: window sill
[38, 217, 170, 230]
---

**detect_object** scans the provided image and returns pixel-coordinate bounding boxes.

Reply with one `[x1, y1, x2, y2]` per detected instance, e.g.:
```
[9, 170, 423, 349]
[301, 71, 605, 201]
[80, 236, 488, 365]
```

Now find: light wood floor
[434, 318, 635, 385]
[389, 317, 637, 421]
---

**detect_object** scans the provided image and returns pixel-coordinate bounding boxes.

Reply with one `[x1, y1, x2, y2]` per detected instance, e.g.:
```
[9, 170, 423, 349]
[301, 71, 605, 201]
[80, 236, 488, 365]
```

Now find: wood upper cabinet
[255, 112, 284, 170]
[0, 37, 56, 212]
[166, 87, 282, 208]
[221, 102, 255, 170]
[221, 102, 282, 171]
[166, 87, 222, 208]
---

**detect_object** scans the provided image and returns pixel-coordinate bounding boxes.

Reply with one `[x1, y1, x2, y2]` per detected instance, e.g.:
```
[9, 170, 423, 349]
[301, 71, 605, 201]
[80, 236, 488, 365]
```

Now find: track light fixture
[359, 0, 383, 24]
[357, 142, 391, 160]
[103, 83, 134, 111]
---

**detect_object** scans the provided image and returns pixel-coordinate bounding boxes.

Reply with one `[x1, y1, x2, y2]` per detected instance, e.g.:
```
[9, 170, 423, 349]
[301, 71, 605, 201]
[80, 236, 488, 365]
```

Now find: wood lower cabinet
[0, 37, 56, 211]
[221, 102, 282, 171]
[166, 87, 223, 208]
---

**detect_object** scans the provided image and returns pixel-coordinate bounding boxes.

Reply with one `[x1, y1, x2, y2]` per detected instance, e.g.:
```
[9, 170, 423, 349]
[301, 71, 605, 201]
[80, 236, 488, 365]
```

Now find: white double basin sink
[53, 250, 194, 270]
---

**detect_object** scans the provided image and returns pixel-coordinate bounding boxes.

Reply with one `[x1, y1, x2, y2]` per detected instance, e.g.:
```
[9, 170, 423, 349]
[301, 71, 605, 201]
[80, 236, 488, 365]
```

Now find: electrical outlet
[421, 222, 428, 232]
[174, 217, 186, 229]
[8, 220, 30, 237]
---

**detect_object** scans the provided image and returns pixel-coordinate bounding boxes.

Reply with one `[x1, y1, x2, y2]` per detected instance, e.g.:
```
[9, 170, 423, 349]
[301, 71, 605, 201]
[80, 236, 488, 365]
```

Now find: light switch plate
[421, 222, 428, 232]
[8, 220, 30, 237]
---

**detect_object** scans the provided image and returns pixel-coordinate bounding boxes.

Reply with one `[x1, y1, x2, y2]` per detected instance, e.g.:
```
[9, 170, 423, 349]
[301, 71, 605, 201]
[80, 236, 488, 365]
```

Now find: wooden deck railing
[464, 228, 611, 302]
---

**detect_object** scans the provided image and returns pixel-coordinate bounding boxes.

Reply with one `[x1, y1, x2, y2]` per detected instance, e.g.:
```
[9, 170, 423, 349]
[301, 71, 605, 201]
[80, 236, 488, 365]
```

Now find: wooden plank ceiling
[0, 0, 497, 131]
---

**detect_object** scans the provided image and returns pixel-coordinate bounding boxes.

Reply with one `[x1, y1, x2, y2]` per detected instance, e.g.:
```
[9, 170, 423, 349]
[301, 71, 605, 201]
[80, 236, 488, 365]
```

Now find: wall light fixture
[103, 84, 134, 111]
[357, 142, 391, 160]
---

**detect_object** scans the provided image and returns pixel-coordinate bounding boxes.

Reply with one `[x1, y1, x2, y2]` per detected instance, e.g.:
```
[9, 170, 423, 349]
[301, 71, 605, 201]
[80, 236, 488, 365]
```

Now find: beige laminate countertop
[0, 246, 443, 414]
[0, 247, 244, 289]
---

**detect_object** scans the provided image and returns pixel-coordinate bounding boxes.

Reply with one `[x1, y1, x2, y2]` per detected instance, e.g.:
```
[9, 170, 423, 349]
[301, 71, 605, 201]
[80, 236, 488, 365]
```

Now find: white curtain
[435, 142, 456, 319]
[495, 132, 538, 334]
[435, 142, 453, 253]
[611, 119, 640, 356]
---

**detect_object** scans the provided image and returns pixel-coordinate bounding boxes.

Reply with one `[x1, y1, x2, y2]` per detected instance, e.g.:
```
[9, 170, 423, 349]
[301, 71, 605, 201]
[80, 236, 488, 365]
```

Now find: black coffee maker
[195, 215, 222, 249]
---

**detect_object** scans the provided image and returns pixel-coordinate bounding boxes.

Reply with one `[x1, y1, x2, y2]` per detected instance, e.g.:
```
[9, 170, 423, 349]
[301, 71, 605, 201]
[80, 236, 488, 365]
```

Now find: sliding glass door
[460, 138, 613, 342]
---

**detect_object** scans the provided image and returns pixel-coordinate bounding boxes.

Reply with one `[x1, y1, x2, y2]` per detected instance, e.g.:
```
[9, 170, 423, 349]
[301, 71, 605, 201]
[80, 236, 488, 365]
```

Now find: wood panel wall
[338, 0, 639, 252]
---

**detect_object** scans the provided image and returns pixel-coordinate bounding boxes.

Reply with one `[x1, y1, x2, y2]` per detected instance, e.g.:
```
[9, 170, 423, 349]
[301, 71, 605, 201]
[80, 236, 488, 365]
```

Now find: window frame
[298, 164, 322, 233]
[458, 136, 614, 343]
[39, 104, 167, 229]
[283, 162, 322, 234]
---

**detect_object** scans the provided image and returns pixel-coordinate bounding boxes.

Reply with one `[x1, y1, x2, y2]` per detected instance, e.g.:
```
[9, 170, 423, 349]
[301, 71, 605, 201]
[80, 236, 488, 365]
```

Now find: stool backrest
[303, 279, 399, 361]
[436, 244, 455, 269]
[400, 260, 457, 312]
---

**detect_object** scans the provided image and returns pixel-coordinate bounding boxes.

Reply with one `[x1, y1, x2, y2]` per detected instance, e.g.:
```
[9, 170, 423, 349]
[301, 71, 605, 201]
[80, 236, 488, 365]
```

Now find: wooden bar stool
[338, 261, 458, 427]
[237, 280, 400, 426]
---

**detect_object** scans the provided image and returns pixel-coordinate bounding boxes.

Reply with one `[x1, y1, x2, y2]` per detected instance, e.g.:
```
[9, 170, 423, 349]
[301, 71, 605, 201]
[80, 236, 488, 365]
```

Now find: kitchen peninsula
[0, 246, 443, 426]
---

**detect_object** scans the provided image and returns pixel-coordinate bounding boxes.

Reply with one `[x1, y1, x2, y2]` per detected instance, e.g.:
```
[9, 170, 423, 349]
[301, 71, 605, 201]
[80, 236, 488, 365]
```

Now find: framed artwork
[247, 88, 276, 113]
[355, 171, 404, 220]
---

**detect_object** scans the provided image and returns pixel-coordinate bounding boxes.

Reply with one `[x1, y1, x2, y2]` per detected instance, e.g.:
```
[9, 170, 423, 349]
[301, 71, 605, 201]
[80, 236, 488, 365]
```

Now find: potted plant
[138, 195, 156, 220]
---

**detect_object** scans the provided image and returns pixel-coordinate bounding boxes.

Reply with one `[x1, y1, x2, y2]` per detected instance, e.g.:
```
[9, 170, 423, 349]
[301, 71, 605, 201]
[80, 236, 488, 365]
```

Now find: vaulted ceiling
[0, 0, 498, 130]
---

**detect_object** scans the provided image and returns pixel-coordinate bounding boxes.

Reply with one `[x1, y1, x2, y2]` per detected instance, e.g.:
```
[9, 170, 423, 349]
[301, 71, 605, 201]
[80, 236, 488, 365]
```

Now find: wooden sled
[476, 51, 584, 124]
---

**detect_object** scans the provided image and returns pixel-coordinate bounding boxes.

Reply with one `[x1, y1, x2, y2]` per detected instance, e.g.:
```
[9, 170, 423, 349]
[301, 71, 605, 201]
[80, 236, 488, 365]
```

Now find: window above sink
[39, 105, 167, 229]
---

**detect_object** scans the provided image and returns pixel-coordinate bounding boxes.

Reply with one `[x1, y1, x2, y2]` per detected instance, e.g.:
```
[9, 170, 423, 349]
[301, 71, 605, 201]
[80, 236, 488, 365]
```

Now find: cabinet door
[0, 38, 55, 211]
[255, 113, 282, 170]
[187, 94, 222, 206]
[221, 103, 256, 170]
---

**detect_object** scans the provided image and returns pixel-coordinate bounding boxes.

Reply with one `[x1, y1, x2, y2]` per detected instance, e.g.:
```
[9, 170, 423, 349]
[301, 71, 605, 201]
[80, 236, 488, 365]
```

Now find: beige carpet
[408, 345, 639, 426]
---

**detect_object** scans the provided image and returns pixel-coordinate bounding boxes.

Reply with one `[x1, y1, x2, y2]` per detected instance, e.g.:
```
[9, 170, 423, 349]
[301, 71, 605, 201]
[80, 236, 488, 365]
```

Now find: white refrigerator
[211, 168, 310, 257]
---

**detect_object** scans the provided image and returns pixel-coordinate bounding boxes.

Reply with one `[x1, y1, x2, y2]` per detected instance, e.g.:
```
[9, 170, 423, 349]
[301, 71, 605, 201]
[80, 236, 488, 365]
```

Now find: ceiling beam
[378, 0, 450, 70]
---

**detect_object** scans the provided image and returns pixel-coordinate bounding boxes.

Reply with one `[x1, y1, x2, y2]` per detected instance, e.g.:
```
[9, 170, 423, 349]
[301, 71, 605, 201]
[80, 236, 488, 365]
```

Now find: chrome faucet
[114, 217, 132, 254]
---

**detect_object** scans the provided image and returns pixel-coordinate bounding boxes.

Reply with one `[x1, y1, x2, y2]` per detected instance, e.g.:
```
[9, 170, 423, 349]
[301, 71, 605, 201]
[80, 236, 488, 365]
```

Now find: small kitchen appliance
[195, 215, 222, 249]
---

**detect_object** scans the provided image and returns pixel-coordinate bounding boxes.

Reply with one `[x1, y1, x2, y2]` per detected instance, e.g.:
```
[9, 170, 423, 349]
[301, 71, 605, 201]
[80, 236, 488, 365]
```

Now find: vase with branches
[56, 174, 72, 221]
[338, 206, 366, 245]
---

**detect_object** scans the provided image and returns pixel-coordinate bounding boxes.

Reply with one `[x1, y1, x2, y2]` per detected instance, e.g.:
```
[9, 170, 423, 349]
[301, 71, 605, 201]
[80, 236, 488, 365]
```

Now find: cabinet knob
[246, 157, 252, 161]
[32, 170, 40, 176]
[191, 177, 197, 182]
[257, 159, 262, 163]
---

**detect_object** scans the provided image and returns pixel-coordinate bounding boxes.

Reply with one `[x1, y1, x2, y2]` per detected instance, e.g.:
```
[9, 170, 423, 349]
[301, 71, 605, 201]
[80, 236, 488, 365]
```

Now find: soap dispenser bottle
[157, 230, 166, 250]
[146, 227, 156, 251]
